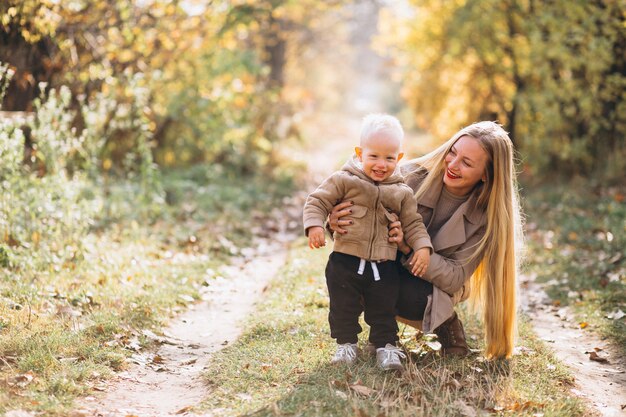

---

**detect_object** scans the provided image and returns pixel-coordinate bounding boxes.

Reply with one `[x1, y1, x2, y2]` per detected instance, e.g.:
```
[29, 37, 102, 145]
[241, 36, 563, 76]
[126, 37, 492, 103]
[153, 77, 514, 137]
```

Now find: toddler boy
[303, 114, 431, 371]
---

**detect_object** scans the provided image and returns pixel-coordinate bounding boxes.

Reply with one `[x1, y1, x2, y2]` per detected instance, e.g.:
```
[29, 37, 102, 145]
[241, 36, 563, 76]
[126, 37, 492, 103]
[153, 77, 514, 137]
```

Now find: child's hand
[308, 227, 326, 249]
[409, 247, 430, 276]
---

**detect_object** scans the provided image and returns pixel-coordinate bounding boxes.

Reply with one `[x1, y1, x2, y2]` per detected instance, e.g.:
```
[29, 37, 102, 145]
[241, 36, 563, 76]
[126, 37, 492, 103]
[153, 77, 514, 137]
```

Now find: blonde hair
[413, 121, 523, 359]
[360, 113, 404, 146]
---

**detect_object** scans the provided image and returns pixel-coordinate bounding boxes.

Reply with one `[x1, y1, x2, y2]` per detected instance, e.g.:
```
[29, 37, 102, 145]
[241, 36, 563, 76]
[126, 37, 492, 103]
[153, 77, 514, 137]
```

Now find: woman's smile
[446, 168, 460, 179]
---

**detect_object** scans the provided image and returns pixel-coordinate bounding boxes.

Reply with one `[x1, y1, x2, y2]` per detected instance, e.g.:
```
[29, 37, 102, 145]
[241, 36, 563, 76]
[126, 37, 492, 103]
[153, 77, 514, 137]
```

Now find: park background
[0, 0, 625, 416]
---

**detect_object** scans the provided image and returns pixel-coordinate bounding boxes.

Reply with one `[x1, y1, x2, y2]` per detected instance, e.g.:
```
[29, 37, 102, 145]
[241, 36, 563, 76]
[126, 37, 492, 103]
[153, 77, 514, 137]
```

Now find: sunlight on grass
[0, 171, 295, 415]
[523, 181, 626, 352]
[199, 240, 589, 417]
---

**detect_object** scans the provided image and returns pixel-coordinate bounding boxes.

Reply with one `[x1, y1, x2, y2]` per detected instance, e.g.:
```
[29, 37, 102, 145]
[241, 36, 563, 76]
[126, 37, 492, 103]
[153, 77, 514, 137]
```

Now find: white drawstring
[371, 262, 380, 281]
[358, 258, 366, 275]
[357, 258, 381, 281]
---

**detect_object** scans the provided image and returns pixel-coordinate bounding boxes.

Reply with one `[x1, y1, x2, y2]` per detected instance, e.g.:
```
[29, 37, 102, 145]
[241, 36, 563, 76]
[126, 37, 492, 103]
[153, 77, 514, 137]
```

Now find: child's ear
[355, 147, 363, 160]
[397, 152, 404, 161]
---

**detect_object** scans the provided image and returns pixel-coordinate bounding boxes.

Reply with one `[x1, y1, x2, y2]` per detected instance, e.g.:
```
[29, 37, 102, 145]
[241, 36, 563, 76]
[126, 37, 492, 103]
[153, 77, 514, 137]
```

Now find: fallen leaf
[445, 378, 462, 390]
[349, 383, 376, 397]
[579, 322, 588, 329]
[425, 340, 442, 351]
[7, 371, 35, 388]
[588, 351, 609, 363]
[606, 310, 626, 320]
[152, 355, 164, 364]
[330, 379, 349, 390]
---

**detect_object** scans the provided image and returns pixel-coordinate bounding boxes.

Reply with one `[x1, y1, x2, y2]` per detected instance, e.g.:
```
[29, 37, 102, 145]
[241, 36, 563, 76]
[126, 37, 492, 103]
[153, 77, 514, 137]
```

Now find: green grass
[198, 241, 589, 417]
[0, 167, 296, 415]
[522, 180, 626, 352]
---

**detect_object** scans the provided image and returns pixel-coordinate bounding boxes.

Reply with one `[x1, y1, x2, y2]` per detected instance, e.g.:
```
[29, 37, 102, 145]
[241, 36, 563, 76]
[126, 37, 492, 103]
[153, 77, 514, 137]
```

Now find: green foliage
[0, 62, 164, 277]
[0, 0, 339, 176]
[379, 0, 626, 178]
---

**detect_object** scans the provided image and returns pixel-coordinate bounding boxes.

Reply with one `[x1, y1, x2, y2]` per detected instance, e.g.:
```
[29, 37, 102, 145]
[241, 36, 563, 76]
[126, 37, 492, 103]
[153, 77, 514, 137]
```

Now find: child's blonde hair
[360, 113, 404, 146]
[413, 121, 523, 359]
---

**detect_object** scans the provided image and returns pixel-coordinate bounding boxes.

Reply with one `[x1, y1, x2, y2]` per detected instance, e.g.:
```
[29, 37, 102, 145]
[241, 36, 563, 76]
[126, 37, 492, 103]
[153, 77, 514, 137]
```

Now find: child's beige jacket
[303, 156, 432, 261]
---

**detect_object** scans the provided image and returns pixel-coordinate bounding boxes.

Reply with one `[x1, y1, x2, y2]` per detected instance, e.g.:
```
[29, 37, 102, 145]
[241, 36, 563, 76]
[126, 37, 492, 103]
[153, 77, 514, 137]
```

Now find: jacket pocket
[375, 204, 399, 254]
[378, 204, 398, 225]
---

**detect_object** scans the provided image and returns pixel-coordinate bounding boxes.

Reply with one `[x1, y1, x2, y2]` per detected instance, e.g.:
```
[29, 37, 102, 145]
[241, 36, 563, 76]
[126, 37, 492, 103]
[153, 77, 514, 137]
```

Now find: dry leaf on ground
[349, 383, 376, 397]
[588, 351, 609, 363]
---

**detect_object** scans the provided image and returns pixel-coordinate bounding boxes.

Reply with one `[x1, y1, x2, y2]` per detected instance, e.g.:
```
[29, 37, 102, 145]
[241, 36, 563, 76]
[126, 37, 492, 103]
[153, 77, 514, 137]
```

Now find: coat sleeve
[399, 190, 432, 253]
[412, 225, 486, 295]
[302, 172, 345, 235]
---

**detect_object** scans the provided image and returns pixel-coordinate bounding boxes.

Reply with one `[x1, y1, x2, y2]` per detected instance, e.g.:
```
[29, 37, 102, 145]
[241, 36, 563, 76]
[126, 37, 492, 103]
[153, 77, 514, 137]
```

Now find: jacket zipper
[367, 184, 380, 260]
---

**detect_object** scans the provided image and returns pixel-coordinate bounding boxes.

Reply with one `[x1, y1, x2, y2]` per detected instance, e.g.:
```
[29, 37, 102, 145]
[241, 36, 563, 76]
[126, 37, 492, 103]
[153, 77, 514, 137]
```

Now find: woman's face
[443, 135, 489, 196]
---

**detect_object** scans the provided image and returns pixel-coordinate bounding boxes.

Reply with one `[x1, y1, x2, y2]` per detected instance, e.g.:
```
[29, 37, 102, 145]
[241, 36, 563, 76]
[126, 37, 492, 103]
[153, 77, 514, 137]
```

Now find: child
[303, 114, 431, 371]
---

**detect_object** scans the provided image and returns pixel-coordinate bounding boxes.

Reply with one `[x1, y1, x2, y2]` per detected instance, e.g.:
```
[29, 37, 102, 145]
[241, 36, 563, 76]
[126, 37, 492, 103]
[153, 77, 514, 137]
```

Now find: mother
[329, 121, 523, 359]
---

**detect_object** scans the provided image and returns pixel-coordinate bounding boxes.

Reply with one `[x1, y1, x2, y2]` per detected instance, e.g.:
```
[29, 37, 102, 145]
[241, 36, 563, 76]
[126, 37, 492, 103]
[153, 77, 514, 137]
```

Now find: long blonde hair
[413, 121, 523, 359]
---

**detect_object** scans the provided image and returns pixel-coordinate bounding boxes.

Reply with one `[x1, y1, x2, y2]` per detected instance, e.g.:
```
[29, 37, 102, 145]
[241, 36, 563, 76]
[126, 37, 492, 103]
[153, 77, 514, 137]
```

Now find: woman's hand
[388, 220, 411, 254]
[328, 200, 354, 234]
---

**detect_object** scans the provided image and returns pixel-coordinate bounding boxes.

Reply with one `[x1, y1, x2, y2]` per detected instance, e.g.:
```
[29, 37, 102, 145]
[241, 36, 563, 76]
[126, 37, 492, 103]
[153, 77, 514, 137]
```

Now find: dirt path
[521, 273, 626, 417]
[76, 241, 289, 417]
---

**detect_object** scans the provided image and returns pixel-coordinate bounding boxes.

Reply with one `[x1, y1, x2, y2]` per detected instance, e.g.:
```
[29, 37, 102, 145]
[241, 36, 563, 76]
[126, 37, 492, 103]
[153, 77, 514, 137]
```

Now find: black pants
[325, 252, 399, 348]
[396, 263, 433, 321]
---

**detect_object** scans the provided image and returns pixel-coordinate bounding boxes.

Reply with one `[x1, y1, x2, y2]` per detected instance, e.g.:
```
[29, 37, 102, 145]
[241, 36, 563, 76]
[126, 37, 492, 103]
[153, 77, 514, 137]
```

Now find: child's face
[356, 133, 404, 182]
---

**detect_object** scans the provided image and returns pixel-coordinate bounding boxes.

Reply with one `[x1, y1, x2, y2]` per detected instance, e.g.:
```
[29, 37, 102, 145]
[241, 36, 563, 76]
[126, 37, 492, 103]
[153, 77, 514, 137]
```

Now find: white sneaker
[331, 343, 358, 365]
[376, 343, 406, 371]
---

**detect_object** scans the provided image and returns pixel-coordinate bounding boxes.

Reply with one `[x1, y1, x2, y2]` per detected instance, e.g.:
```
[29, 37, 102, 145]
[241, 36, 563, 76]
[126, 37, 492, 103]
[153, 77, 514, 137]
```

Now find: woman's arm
[394, 221, 486, 295]
[422, 228, 485, 295]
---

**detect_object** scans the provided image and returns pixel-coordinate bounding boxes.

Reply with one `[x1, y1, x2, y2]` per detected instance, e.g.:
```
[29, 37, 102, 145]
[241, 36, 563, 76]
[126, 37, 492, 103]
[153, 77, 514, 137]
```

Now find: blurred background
[1, 0, 625, 270]
[3, 0, 624, 182]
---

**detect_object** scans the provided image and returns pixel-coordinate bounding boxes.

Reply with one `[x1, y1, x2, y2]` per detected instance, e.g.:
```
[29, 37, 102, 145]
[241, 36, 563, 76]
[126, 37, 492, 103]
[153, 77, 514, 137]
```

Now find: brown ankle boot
[434, 312, 470, 357]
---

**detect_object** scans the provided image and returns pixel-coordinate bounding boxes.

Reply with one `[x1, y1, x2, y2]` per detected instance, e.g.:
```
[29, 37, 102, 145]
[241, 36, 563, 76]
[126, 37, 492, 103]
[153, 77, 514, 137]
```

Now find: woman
[329, 121, 523, 359]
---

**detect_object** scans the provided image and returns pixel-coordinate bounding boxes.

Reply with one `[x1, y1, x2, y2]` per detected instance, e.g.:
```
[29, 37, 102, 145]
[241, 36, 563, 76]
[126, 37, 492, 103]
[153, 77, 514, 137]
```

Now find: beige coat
[303, 156, 432, 262]
[399, 161, 487, 333]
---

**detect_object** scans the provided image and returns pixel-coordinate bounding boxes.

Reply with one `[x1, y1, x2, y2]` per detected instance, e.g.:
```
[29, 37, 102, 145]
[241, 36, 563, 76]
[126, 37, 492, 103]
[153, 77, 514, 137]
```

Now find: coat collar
[419, 178, 485, 225]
